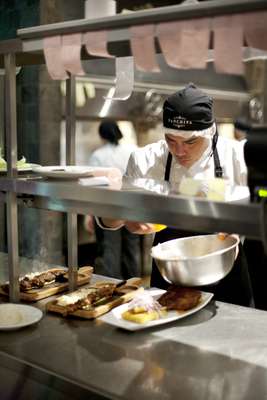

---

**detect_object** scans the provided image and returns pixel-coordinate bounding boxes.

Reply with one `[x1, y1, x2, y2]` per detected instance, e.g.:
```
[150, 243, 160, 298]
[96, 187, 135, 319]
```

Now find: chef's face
[165, 133, 208, 168]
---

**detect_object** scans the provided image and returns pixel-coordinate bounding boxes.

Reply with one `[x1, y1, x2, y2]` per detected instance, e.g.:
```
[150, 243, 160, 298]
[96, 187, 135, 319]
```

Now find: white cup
[84, 0, 116, 19]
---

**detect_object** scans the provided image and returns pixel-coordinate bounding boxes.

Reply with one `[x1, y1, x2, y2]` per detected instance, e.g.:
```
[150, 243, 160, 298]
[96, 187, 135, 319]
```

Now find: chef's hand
[125, 221, 157, 235]
[99, 218, 165, 234]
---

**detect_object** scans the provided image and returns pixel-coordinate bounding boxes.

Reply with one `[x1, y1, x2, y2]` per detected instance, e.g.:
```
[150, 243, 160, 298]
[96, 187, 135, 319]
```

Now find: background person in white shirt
[89, 120, 137, 173]
[89, 120, 140, 280]
[99, 84, 253, 307]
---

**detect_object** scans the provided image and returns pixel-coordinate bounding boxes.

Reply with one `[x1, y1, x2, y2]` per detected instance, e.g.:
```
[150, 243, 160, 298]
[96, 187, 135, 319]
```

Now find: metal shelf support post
[66, 75, 78, 291]
[4, 53, 20, 302]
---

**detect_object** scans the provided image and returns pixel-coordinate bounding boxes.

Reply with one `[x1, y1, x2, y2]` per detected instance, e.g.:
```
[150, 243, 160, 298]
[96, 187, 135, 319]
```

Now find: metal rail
[17, 0, 267, 40]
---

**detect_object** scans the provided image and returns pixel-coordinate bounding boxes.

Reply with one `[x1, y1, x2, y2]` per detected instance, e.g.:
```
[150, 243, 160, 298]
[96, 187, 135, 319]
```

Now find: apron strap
[164, 151, 173, 181]
[212, 129, 223, 178]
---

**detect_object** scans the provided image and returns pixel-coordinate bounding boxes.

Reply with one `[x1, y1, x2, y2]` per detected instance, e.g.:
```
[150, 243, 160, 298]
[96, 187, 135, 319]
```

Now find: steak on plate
[158, 286, 201, 311]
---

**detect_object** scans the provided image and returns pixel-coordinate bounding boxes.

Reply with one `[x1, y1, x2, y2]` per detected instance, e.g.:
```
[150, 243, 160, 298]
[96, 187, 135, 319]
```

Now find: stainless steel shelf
[0, 177, 262, 239]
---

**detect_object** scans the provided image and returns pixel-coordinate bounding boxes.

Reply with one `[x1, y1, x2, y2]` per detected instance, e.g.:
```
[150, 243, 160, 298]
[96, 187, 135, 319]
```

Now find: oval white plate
[0, 304, 43, 331]
[32, 165, 102, 179]
[99, 289, 214, 331]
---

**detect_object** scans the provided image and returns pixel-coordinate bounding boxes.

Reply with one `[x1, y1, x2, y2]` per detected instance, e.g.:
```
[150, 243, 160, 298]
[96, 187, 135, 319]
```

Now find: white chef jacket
[125, 136, 247, 186]
[89, 142, 137, 174]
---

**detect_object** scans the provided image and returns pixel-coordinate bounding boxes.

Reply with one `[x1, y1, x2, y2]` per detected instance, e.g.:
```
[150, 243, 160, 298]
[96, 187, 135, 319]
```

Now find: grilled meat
[158, 286, 201, 311]
[57, 284, 116, 314]
[18, 269, 66, 291]
[20, 278, 33, 291]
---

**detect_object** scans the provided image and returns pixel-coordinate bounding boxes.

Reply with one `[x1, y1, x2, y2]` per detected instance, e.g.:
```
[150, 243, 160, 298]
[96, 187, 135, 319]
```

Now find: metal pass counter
[0, 276, 267, 400]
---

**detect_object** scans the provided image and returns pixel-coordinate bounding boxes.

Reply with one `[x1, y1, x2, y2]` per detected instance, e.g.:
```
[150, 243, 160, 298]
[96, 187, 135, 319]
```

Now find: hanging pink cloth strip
[129, 24, 160, 72]
[213, 14, 244, 75]
[157, 19, 210, 69]
[243, 11, 267, 51]
[178, 18, 210, 69]
[83, 30, 114, 58]
[157, 21, 183, 68]
[61, 33, 85, 76]
[43, 36, 68, 80]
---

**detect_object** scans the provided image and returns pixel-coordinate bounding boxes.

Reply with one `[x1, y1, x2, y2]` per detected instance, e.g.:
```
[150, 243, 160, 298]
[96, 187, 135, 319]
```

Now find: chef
[98, 83, 253, 307]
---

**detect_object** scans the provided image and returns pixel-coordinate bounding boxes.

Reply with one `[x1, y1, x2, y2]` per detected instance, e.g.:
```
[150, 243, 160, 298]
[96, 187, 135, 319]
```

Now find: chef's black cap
[163, 83, 214, 131]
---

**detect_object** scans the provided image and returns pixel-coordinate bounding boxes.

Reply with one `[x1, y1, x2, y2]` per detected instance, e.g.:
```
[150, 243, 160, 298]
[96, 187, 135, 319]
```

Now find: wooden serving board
[0, 266, 93, 302]
[46, 277, 144, 319]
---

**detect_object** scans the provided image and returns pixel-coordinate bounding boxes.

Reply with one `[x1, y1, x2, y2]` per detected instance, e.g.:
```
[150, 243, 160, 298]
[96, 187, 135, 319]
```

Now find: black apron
[243, 237, 267, 310]
[151, 131, 253, 307]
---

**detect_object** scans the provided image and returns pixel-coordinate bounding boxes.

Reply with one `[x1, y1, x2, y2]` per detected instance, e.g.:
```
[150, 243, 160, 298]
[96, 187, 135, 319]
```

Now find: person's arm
[233, 139, 248, 186]
[96, 216, 156, 234]
[96, 146, 158, 233]
[95, 151, 136, 231]
[125, 221, 158, 234]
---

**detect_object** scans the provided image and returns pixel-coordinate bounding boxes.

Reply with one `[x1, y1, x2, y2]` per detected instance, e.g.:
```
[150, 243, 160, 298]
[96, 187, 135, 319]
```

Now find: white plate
[0, 303, 43, 331]
[0, 163, 40, 173]
[32, 165, 106, 179]
[99, 289, 214, 331]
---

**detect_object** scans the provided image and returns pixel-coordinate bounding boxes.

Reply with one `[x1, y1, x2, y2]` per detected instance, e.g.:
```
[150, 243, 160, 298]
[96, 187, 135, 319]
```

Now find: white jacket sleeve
[125, 151, 142, 178]
[233, 139, 248, 186]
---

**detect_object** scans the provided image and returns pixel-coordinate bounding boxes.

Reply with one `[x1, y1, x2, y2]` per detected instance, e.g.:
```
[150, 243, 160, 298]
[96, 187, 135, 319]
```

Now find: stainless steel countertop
[0, 276, 267, 399]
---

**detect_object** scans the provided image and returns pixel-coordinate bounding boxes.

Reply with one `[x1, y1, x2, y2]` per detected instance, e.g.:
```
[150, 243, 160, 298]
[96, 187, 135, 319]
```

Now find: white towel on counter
[79, 176, 110, 186]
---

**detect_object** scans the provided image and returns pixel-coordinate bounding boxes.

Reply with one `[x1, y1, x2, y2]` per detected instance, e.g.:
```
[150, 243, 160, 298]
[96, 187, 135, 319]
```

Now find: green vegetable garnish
[0, 150, 30, 170]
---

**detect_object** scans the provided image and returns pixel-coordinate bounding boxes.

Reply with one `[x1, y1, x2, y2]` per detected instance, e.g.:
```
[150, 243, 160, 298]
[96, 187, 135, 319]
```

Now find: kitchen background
[0, 0, 266, 278]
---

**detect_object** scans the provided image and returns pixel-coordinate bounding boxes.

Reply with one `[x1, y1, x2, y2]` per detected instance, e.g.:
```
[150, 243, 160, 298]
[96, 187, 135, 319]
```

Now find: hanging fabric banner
[243, 11, 267, 51]
[83, 30, 114, 58]
[61, 33, 85, 76]
[157, 21, 183, 68]
[178, 18, 210, 69]
[43, 36, 68, 80]
[213, 15, 244, 75]
[157, 19, 210, 69]
[129, 24, 160, 72]
[104, 56, 134, 100]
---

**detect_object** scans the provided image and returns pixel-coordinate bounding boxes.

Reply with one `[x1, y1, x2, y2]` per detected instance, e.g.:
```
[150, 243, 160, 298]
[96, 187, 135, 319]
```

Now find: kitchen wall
[0, 0, 85, 266]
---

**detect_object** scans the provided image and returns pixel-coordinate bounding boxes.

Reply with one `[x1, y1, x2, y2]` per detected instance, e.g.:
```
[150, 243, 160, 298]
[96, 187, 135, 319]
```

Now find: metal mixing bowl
[151, 234, 239, 286]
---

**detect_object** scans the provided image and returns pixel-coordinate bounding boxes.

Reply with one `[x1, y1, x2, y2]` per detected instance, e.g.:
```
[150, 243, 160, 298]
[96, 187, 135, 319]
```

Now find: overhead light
[99, 87, 115, 118]
[60, 81, 96, 107]
[84, 82, 95, 99]
[0, 67, 21, 76]
[76, 83, 86, 107]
